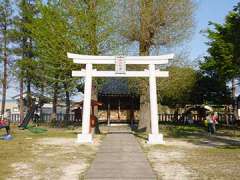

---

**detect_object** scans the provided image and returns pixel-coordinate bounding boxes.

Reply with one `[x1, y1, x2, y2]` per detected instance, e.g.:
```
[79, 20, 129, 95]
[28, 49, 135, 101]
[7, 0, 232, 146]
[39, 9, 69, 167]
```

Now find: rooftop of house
[12, 92, 49, 100]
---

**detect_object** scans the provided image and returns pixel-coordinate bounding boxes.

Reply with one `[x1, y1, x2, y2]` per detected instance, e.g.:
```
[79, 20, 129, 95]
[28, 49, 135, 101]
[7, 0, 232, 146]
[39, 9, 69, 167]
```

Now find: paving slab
[93, 152, 148, 162]
[86, 179, 154, 180]
[84, 129, 157, 180]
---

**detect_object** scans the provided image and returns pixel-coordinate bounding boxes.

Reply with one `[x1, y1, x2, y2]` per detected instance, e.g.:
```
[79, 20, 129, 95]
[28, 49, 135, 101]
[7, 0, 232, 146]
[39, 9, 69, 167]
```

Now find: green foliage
[157, 66, 197, 107]
[190, 73, 232, 105]
[199, 3, 240, 104]
[16, 0, 117, 101]
[201, 3, 240, 81]
[0, 0, 14, 114]
[61, 0, 117, 55]
[59, 0, 117, 90]
[26, 2, 80, 91]
[0, 0, 13, 57]
[10, 0, 37, 98]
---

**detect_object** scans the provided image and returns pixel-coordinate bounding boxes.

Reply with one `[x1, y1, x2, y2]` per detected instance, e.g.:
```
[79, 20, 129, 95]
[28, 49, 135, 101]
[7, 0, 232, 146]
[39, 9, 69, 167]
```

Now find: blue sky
[5, 0, 240, 99]
[189, 0, 239, 60]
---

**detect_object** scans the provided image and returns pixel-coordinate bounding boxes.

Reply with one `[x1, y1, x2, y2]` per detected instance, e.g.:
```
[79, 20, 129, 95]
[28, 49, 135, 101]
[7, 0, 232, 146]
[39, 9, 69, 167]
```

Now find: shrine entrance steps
[84, 128, 157, 180]
[107, 124, 132, 133]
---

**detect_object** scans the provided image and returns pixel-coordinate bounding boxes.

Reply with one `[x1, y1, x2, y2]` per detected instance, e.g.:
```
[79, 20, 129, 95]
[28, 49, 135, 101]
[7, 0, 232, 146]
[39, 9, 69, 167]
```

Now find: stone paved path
[84, 130, 157, 179]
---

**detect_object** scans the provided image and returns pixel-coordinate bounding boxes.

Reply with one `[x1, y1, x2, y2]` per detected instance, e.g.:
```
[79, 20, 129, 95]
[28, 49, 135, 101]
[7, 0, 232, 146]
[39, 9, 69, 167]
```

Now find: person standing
[212, 112, 218, 133]
[206, 112, 214, 135]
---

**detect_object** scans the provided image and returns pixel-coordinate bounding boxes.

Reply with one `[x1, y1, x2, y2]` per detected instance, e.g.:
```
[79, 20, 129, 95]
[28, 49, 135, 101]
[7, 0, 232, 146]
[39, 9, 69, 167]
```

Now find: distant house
[0, 99, 19, 114]
[11, 92, 84, 114]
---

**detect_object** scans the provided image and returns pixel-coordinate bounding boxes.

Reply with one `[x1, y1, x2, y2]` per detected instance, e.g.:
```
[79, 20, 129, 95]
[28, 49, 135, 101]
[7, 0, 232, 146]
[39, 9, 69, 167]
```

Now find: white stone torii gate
[68, 52, 174, 144]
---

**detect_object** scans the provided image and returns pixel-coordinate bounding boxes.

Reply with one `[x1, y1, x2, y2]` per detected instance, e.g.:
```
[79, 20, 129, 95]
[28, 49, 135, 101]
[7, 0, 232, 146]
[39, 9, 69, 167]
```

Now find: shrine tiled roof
[99, 78, 130, 95]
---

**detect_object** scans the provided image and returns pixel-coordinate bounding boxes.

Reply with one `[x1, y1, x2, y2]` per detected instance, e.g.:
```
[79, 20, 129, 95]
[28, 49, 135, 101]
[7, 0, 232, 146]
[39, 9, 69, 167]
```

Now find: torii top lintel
[67, 53, 174, 65]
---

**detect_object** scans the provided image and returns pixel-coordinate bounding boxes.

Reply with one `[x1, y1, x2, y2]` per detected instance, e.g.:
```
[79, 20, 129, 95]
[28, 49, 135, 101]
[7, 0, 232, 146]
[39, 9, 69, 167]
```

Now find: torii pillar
[78, 63, 93, 143]
[148, 63, 163, 144]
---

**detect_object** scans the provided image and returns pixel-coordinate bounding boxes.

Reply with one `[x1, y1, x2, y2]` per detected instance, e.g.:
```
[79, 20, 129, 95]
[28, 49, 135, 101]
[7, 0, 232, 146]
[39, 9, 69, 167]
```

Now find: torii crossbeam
[68, 53, 174, 144]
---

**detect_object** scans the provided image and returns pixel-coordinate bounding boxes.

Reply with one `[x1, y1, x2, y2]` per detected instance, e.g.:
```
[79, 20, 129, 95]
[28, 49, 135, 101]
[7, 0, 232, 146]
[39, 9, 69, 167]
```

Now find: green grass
[160, 124, 205, 138]
[0, 125, 102, 179]
[136, 124, 240, 179]
[185, 147, 240, 179]
[0, 125, 73, 177]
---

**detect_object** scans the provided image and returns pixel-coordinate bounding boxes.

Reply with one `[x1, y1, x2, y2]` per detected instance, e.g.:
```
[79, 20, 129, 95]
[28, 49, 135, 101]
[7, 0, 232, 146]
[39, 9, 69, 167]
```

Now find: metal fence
[10, 113, 76, 123]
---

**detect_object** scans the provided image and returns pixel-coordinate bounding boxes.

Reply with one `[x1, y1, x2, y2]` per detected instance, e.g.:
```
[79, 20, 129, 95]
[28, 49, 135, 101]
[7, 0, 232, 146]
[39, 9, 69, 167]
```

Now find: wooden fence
[10, 113, 237, 125]
[158, 113, 236, 125]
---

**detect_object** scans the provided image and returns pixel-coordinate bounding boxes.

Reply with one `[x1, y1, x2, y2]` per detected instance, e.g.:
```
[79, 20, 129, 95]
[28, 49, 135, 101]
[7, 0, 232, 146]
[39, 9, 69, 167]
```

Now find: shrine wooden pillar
[107, 98, 111, 126]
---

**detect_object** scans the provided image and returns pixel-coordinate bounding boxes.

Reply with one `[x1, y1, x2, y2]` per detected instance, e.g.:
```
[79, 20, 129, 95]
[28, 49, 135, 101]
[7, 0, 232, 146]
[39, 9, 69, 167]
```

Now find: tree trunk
[174, 108, 179, 122]
[138, 92, 151, 132]
[26, 77, 32, 114]
[138, 0, 154, 132]
[232, 79, 236, 99]
[88, 0, 98, 55]
[52, 88, 57, 115]
[139, 0, 153, 56]
[1, 44, 8, 115]
[26, 76, 33, 125]
[64, 83, 70, 126]
[39, 86, 44, 121]
[224, 106, 229, 125]
[19, 79, 24, 124]
[87, 0, 100, 133]
[92, 83, 100, 134]
[232, 79, 238, 121]
[51, 82, 58, 124]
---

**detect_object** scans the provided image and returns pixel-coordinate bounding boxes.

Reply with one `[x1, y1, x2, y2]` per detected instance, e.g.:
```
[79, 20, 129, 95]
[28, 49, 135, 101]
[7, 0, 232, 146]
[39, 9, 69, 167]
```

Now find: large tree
[119, 0, 196, 131]
[25, 0, 116, 125]
[119, 0, 195, 54]
[61, 0, 116, 128]
[157, 66, 196, 107]
[24, 1, 81, 122]
[200, 2, 240, 118]
[0, 0, 13, 115]
[12, 0, 37, 122]
[190, 73, 232, 105]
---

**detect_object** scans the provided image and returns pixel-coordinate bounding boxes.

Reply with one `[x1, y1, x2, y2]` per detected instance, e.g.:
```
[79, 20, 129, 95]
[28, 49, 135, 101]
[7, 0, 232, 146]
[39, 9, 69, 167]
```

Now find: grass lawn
[136, 124, 240, 180]
[0, 124, 104, 180]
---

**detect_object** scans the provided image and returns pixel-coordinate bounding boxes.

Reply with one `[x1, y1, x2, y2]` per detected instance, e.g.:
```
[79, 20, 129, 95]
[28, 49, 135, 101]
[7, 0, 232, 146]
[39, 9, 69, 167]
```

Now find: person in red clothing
[0, 115, 10, 135]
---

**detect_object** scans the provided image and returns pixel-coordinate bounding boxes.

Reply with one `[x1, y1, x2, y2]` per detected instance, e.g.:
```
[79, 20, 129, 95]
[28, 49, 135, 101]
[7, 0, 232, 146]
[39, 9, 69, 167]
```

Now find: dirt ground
[0, 126, 104, 180]
[138, 125, 240, 180]
[2, 124, 240, 180]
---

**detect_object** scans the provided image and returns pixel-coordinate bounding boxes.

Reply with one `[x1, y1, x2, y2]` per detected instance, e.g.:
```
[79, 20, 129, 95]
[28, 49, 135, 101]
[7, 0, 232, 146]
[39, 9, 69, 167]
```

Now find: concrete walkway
[85, 131, 157, 179]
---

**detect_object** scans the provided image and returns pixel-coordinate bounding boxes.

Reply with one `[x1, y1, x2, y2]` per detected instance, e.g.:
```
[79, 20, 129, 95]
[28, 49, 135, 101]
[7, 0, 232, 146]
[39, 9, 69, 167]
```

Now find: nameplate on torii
[115, 56, 126, 74]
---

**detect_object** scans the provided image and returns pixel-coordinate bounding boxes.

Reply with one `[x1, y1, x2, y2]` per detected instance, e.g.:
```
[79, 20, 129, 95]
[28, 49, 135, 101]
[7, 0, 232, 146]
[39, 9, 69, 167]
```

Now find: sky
[189, 0, 239, 60]
[5, 0, 240, 99]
